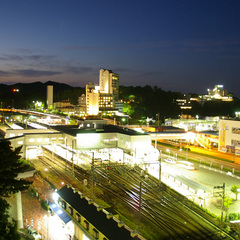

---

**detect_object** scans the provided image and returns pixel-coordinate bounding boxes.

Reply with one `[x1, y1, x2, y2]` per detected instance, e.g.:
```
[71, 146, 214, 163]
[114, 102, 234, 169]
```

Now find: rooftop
[57, 185, 144, 240]
[51, 124, 149, 137]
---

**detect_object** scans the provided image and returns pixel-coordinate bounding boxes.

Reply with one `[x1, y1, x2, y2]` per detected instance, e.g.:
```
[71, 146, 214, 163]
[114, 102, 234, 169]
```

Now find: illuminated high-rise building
[99, 69, 119, 102]
[86, 83, 99, 115]
[85, 69, 120, 116]
[47, 85, 53, 109]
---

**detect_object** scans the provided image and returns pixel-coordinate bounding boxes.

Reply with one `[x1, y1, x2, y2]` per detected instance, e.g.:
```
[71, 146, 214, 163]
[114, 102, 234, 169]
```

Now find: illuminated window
[59, 200, 66, 209]
[83, 220, 89, 230]
[9, 134, 15, 137]
[29, 139, 35, 143]
[232, 140, 240, 145]
[93, 229, 99, 239]
[18, 141, 23, 145]
[76, 213, 81, 222]
[44, 138, 49, 142]
[37, 138, 42, 142]
[232, 128, 240, 134]
[68, 207, 73, 215]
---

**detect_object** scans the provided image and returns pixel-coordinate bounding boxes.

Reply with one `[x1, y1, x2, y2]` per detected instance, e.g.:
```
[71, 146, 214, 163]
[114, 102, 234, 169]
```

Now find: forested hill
[0, 81, 84, 108]
[119, 85, 240, 121]
[119, 85, 183, 120]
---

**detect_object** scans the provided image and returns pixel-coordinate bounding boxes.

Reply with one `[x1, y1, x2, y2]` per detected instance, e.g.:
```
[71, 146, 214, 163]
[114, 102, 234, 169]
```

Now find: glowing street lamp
[166, 148, 170, 156]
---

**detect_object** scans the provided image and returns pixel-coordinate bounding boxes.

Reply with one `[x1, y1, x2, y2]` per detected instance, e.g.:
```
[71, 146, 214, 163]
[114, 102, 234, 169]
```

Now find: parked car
[177, 161, 195, 170]
[164, 158, 176, 164]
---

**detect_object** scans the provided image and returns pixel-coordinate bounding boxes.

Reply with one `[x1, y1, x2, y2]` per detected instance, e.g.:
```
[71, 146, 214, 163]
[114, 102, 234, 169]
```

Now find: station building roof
[57, 185, 144, 240]
[51, 124, 149, 137]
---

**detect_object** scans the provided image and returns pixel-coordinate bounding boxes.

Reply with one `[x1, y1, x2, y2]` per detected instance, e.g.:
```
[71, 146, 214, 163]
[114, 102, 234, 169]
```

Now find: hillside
[0, 81, 79, 109]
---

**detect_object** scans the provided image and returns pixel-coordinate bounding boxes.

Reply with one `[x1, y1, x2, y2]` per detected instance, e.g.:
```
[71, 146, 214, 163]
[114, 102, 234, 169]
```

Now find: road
[158, 143, 240, 171]
[154, 144, 240, 217]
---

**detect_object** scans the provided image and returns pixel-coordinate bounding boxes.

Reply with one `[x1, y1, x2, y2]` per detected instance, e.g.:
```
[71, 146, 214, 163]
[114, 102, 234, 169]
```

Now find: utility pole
[138, 181, 143, 234]
[91, 151, 95, 195]
[71, 139, 75, 176]
[221, 183, 225, 227]
[158, 150, 162, 186]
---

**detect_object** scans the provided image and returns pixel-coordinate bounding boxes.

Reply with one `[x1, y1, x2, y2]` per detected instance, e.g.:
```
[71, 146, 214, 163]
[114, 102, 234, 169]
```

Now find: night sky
[1, 1, 240, 97]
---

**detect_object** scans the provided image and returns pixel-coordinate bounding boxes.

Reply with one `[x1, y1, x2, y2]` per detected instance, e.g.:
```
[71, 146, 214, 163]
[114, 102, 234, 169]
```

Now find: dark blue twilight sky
[0, 1, 240, 97]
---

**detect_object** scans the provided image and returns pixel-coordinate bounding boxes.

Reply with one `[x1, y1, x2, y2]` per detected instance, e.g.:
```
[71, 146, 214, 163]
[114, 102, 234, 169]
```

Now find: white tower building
[47, 85, 53, 109]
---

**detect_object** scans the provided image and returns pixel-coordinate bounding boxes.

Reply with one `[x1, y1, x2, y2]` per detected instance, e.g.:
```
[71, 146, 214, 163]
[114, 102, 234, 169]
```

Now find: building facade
[219, 119, 240, 155]
[86, 83, 99, 115]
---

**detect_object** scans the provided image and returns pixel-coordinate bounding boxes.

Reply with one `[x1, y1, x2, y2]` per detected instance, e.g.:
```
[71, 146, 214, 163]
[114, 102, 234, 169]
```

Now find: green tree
[0, 140, 32, 197]
[224, 196, 233, 221]
[0, 198, 21, 240]
[0, 140, 32, 239]
[230, 185, 240, 200]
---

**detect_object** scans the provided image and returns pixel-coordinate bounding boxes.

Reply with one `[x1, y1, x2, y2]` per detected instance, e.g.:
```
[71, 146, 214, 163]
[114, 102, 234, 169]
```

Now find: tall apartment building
[99, 69, 119, 102]
[84, 69, 119, 116]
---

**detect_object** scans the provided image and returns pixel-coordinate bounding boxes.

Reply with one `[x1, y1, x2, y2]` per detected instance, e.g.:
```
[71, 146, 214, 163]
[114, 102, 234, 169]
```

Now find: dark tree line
[119, 85, 240, 123]
[0, 81, 82, 109]
[119, 85, 182, 123]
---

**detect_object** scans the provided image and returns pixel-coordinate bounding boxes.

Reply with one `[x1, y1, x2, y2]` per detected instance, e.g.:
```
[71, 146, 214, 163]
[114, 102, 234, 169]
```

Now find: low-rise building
[50, 184, 145, 240]
[219, 119, 240, 155]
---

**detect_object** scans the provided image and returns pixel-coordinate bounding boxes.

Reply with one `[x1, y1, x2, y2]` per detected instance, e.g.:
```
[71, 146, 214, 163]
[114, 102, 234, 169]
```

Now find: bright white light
[185, 132, 195, 141]
[83, 233, 90, 240]
[52, 192, 59, 201]
[77, 133, 100, 148]
[57, 209, 63, 214]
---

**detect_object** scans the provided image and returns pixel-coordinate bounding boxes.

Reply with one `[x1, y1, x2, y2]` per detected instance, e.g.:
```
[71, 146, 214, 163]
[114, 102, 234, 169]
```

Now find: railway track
[33, 148, 233, 239]
[93, 165, 232, 239]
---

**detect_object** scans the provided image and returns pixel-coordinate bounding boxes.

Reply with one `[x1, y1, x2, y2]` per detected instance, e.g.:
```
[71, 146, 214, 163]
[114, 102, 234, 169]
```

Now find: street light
[166, 148, 170, 157]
